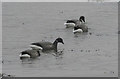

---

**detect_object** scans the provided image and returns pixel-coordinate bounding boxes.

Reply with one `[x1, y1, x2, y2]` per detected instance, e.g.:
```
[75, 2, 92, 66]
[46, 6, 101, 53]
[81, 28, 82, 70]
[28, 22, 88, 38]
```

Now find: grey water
[2, 2, 118, 77]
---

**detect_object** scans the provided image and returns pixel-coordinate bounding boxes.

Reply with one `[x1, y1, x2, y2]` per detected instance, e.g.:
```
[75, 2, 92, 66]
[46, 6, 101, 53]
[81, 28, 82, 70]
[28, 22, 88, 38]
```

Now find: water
[2, 2, 118, 77]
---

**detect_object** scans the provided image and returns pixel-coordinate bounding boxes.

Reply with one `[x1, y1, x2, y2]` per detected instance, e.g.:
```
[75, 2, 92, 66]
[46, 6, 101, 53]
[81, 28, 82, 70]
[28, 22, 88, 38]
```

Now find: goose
[19, 49, 40, 59]
[73, 23, 88, 33]
[29, 38, 64, 52]
[64, 16, 85, 28]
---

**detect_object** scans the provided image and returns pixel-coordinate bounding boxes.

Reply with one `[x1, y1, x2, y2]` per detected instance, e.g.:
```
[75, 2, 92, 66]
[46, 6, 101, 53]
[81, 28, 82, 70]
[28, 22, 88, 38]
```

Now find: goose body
[64, 19, 78, 28]
[78, 23, 88, 32]
[73, 27, 83, 33]
[19, 54, 30, 58]
[64, 16, 85, 28]
[64, 22, 76, 28]
[19, 49, 40, 59]
[30, 38, 64, 52]
[73, 23, 88, 33]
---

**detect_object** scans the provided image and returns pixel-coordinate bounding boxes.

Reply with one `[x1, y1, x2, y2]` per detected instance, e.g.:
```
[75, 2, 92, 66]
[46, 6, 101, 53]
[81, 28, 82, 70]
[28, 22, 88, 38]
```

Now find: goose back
[78, 23, 88, 32]
[31, 42, 54, 52]
[30, 38, 64, 52]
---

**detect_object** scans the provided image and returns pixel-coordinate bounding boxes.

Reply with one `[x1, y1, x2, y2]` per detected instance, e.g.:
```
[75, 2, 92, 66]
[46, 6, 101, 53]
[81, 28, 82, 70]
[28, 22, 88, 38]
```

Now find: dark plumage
[30, 38, 64, 52]
[74, 26, 82, 30]
[64, 16, 86, 27]
[66, 19, 78, 24]
[78, 23, 88, 32]
[73, 23, 88, 33]
[19, 49, 40, 59]
[79, 16, 85, 23]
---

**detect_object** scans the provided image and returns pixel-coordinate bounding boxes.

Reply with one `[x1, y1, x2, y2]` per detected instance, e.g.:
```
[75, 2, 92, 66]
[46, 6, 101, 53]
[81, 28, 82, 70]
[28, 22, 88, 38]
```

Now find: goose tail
[73, 29, 83, 33]
[19, 53, 30, 58]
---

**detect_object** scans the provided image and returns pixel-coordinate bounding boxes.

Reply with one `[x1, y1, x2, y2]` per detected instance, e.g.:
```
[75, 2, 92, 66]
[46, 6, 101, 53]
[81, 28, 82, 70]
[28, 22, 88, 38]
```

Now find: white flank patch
[29, 45, 43, 50]
[73, 29, 83, 33]
[64, 23, 75, 27]
[19, 54, 30, 58]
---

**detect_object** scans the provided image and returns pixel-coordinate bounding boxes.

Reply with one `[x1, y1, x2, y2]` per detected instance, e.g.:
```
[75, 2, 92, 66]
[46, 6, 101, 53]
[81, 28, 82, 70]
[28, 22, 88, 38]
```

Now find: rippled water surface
[2, 2, 118, 77]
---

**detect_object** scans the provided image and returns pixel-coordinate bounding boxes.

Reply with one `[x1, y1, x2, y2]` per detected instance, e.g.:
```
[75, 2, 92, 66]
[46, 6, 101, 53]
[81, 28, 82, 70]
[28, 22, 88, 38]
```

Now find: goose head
[55, 38, 64, 44]
[79, 16, 85, 23]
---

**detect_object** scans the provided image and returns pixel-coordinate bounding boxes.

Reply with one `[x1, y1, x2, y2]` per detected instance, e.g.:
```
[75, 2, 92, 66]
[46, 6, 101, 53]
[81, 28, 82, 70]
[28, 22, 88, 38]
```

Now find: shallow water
[2, 2, 118, 77]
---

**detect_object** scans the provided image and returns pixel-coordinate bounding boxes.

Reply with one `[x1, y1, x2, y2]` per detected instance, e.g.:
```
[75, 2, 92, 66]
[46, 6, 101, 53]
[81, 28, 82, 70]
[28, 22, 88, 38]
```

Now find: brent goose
[64, 16, 85, 28]
[30, 38, 64, 52]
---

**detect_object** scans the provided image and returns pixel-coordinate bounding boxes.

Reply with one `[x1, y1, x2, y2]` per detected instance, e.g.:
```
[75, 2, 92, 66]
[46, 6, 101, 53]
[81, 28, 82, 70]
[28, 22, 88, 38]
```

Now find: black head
[56, 38, 64, 44]
[79, 16, 85, 23]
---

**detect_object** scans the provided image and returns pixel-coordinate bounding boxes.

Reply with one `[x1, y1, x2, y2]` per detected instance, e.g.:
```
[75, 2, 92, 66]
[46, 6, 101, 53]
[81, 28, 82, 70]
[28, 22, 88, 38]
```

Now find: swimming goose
[30, 38, 64, 52]
[73, 23, 88, 33]
[64, 16, 85, 28]
[19, 49, 40, 59]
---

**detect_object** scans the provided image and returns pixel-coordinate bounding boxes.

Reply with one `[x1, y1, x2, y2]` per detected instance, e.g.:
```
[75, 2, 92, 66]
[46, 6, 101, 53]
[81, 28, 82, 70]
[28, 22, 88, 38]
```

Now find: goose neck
[53, 40, 58, 52]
